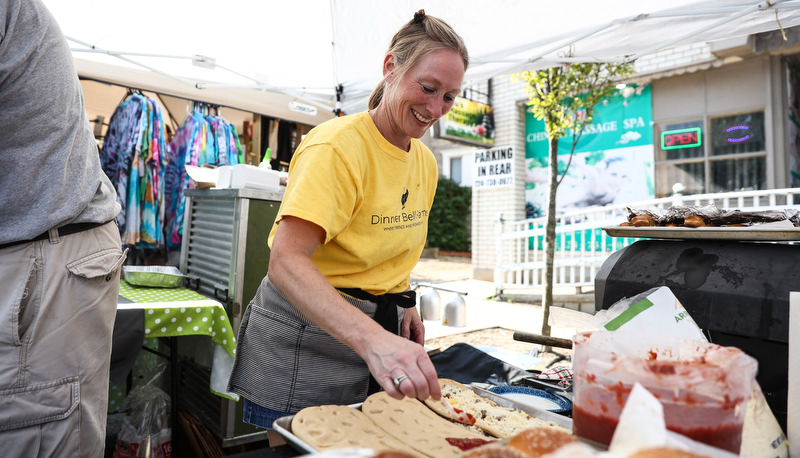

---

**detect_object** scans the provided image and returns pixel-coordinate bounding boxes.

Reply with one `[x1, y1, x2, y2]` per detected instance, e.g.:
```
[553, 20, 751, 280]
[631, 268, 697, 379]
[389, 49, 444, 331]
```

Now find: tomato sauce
[669, 423, 743, 454]
[573, 396, 744, 453]
[572, 404, 618, 446]
[445, 437, 491, 451]
[452, 407, 476, 425]
[571, 331, 755, 456]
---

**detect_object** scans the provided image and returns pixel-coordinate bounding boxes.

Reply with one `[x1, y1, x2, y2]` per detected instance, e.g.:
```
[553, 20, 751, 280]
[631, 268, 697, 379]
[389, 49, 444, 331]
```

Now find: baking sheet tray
[273, 387, 574, 455]
[273, 403, 363, 456]
[122, 265, 185, 287]
[602, 226, 800, 241]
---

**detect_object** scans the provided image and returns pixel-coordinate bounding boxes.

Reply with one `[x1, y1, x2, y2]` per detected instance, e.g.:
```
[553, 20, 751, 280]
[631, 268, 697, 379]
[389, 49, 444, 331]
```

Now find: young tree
[514, 61, 633, 337]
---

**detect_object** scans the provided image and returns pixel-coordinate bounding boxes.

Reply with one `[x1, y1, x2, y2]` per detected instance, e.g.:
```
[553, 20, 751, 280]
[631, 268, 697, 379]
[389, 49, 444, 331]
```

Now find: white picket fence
[494, 187, 800, 295]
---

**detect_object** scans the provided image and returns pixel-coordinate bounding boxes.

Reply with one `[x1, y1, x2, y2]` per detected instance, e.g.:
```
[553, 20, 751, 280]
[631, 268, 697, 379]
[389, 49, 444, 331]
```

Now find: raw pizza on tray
[289, 378, 573, 457]
[423, 378, 570, 438]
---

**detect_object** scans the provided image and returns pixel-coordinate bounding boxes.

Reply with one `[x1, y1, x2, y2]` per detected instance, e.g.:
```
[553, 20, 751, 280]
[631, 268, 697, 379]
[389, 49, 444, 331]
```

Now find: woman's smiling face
[379, 48, 465, 150]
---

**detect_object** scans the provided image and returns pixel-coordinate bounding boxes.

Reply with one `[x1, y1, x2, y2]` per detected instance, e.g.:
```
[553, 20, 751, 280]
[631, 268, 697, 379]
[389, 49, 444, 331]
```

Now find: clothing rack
[190, 101, 220, 117]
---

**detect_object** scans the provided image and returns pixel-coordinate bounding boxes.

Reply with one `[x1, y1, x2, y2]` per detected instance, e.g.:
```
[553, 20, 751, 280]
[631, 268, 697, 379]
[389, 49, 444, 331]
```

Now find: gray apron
[227, 276, 403, 413]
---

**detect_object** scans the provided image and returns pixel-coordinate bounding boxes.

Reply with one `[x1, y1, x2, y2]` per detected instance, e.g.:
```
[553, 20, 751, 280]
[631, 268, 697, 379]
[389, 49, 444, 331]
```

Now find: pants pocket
[65, 247, 127, 281]
[3, 256, 40, 346]
[0, 377, 80, 456]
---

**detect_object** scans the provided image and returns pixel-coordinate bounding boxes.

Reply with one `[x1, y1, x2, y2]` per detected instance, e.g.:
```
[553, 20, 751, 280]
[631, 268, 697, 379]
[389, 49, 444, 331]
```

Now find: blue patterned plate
[488, 385, 572, 413]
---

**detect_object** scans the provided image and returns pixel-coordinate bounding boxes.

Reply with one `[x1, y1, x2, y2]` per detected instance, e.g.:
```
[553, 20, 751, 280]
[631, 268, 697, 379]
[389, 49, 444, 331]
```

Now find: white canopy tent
[43, 0, 800, 120]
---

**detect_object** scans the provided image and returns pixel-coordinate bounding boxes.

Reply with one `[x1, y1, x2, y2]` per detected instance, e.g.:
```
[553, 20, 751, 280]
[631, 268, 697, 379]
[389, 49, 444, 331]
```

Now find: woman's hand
[401, 306, 425, 345]
[362, 332, 441, 402]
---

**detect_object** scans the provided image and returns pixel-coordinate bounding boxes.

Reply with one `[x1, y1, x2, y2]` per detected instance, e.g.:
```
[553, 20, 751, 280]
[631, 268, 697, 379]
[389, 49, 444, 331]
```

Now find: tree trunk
[541, 136, 559, 337]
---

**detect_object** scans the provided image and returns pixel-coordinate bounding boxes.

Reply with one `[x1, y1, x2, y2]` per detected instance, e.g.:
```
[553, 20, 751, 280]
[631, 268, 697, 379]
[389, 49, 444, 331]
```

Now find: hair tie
[413, 9, 425, 24]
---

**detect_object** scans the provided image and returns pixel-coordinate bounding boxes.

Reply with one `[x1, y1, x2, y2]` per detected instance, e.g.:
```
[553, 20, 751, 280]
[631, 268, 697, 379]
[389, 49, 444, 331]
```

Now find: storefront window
[655, 161, 705, 196]
[653, 111, 766, 197]
[709, 156, 766, 192]
[710, 112, 765, 156]
[655, 120, 704, 161]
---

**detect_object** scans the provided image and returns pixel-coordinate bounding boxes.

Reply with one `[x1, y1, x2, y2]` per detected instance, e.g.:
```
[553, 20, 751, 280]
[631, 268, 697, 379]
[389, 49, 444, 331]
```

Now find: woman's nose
[427, 100, 445, 119]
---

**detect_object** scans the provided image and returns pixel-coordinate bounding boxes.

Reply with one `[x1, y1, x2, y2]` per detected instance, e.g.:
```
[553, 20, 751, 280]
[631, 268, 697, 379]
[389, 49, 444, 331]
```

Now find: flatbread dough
[362, 392, 494, 458]
[424, 379, 571, 439]
[291, 405, 420, 456]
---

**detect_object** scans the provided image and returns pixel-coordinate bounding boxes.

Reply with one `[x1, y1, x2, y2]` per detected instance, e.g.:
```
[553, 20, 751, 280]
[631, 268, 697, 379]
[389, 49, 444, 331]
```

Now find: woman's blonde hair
[368, 10, 469, 110]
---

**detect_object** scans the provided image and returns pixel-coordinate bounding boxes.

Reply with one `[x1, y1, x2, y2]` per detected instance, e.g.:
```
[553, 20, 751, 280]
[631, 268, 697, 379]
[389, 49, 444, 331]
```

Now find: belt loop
[47, 227, 60, 244]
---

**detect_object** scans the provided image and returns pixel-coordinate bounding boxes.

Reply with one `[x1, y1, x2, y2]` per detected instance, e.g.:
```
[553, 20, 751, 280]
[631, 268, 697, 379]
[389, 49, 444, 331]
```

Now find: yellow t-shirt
[268, 111, 438, 295]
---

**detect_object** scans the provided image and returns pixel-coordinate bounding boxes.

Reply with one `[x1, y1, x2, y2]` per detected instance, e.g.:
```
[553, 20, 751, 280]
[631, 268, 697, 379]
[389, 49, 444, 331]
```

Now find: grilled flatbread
[424, 379, 571, 439]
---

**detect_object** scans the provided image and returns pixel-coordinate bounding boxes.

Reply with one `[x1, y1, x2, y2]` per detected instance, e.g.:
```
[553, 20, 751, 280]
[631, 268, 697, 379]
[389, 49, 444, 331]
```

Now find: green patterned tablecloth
[112, 280, 238, 407]
[118, 281, 236, 357]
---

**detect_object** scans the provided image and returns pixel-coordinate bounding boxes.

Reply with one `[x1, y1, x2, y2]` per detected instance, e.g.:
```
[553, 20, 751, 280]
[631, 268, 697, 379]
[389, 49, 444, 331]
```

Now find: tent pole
[67, 37, 197, 87]
[329, 0, 342, 116]
[68, 36, 337, 113]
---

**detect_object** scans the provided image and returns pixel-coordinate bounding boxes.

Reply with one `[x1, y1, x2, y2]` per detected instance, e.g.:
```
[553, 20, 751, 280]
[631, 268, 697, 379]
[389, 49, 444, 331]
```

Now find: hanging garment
[135, 100, 168, 248]
[100, 93, 146, 232]
[100, 93, 169, 249]
[164, 106, 243, 250]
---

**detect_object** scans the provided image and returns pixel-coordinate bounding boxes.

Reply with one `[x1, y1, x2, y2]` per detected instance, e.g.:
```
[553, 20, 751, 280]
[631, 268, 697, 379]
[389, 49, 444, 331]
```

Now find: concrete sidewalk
[410, 258, 598, 341]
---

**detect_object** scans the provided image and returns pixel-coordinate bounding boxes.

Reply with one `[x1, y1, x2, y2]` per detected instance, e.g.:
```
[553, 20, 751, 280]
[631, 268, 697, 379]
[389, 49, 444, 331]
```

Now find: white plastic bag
[599, 286, 707, 341]
[113, 362, 172, 458]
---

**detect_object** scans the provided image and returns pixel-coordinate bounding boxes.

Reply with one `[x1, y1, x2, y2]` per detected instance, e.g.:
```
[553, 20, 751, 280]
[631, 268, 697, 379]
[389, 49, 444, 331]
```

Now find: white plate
[486, 386, 572, 413]
[501, 392, 561, 410]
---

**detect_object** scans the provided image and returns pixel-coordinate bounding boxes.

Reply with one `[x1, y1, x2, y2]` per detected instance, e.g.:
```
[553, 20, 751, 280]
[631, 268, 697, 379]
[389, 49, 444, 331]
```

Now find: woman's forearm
[268, 216, 386, 357]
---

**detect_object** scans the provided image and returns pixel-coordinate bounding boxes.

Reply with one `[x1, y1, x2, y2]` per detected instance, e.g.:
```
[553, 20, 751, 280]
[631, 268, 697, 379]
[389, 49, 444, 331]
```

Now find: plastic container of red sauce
[571, 331, 757, 454]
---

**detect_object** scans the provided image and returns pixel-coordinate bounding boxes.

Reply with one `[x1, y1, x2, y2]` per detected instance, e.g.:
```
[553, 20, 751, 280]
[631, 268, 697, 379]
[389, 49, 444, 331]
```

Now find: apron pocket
[234, 305, 370, 412]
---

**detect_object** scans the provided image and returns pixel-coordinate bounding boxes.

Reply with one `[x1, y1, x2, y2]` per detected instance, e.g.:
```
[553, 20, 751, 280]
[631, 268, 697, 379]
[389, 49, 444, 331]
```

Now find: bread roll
[631, 214, 656, 227]
[506, 427, 577, 457]
[373, 452, 422, 458]
[682, 215, 705, 227]
[461, 444, 528, 458]
[627, 447, 709, 458]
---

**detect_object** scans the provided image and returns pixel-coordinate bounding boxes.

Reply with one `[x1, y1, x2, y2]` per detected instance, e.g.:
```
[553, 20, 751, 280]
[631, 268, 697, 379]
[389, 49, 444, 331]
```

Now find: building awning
[750, 25, 800, 53]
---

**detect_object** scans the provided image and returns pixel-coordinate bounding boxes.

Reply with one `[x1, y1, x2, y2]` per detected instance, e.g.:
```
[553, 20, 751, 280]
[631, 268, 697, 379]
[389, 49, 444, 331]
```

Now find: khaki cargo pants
[0, 222, 125, 457]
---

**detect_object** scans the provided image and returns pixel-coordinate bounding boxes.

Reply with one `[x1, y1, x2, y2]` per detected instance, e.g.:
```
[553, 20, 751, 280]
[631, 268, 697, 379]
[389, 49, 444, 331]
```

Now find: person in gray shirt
[0, 0, 126, 455]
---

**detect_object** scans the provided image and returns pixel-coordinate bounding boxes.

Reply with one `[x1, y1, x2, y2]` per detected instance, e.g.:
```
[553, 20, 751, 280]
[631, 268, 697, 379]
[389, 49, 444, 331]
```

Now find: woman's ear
[382, 53, 396, 81]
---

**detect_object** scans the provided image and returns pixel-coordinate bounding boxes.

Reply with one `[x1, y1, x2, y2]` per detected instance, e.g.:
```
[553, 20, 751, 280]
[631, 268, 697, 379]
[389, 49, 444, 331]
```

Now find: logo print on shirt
[401, 189, 409, 209]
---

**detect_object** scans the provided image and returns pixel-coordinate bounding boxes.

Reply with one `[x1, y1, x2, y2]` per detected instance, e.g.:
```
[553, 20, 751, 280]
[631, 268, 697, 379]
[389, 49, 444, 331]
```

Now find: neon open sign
[661, 127, 702, 150]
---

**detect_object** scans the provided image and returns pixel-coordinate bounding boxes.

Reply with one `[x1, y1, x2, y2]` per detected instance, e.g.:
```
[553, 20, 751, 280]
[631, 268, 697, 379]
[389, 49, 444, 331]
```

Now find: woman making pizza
[228, 10, 469, 429]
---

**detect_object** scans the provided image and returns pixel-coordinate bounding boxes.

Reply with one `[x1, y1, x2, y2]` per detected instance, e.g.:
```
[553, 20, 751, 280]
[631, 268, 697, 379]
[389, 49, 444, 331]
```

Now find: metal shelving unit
[179, 187, 282, 447]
